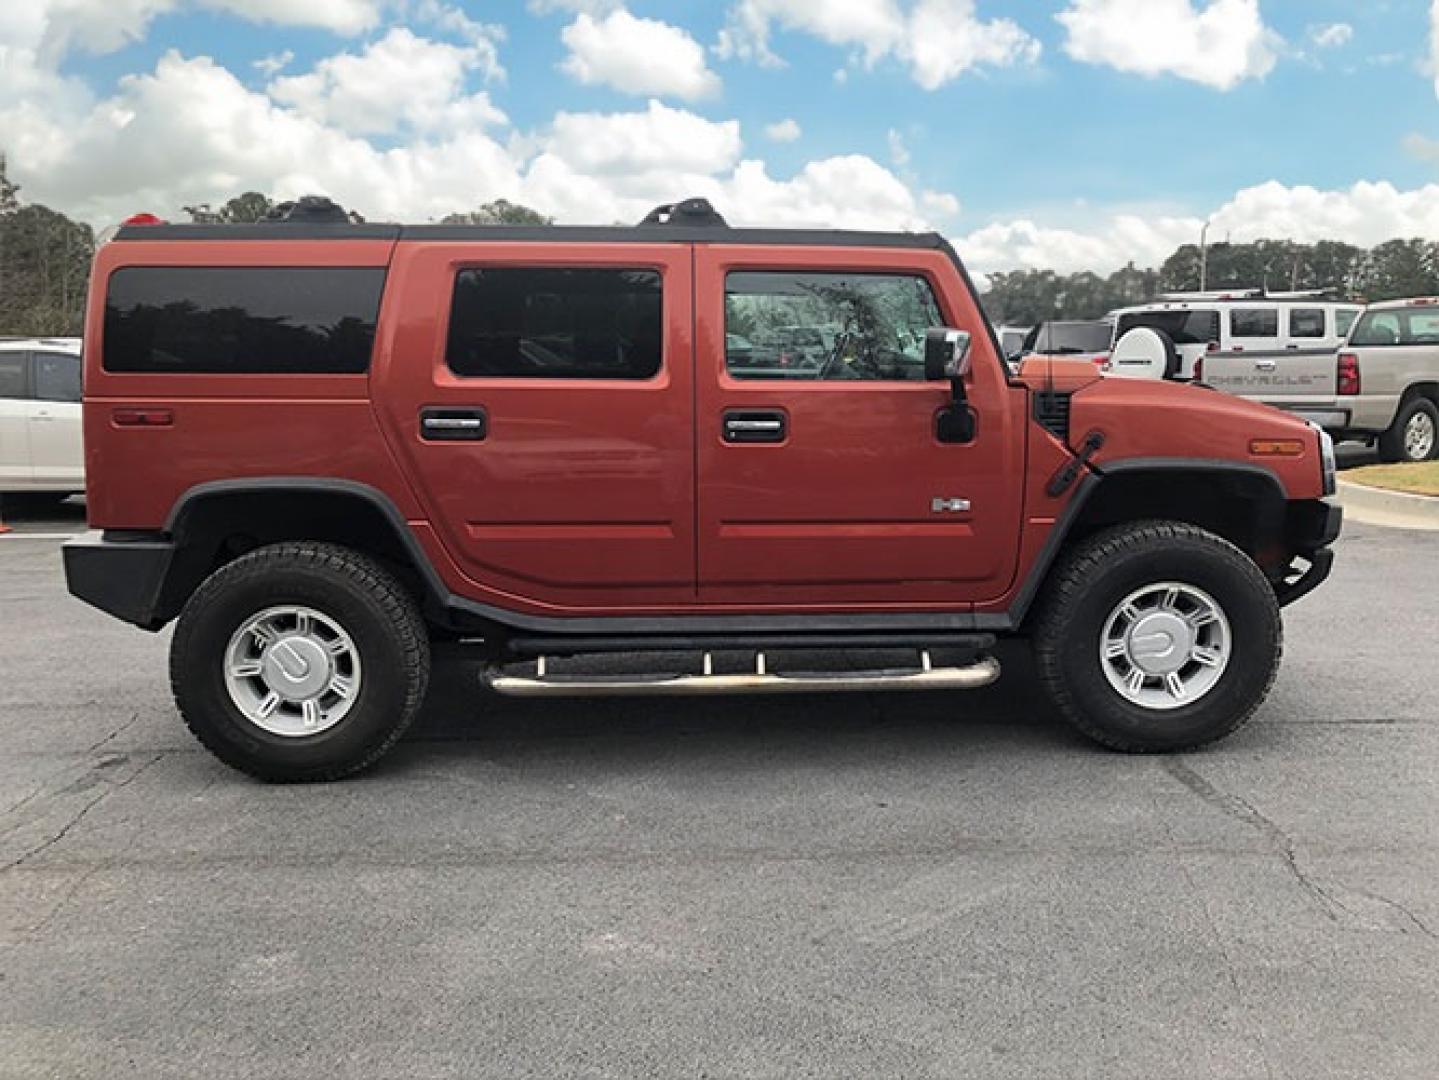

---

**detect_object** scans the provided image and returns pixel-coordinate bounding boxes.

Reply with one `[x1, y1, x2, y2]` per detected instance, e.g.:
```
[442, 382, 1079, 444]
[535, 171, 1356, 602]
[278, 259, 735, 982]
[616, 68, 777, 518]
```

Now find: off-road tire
[170, 543, 430, 782]
[1032, 521, 1281, 753]
[1377, 396, 1439, 463]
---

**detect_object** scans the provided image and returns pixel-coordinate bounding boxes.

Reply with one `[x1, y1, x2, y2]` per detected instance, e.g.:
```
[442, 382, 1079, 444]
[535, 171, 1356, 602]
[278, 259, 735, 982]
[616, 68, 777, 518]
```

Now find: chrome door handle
[723, 411, 787, 443]
[1255, 360, 1277, 372]
[420, 407, 487, 441]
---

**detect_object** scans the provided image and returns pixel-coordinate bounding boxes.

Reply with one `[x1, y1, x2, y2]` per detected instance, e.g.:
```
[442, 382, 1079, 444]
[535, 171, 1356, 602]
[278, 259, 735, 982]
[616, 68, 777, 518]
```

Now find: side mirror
[924, 328, 973, 382]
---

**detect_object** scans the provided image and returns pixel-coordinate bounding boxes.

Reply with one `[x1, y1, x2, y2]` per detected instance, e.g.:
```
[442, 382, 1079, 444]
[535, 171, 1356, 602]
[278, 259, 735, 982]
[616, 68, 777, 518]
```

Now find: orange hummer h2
[64, 197, 1341, 781]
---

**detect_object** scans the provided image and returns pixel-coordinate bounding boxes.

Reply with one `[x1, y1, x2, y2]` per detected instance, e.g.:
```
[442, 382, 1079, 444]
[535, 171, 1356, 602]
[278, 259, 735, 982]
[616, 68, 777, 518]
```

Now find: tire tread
[170, 542, 429, 782]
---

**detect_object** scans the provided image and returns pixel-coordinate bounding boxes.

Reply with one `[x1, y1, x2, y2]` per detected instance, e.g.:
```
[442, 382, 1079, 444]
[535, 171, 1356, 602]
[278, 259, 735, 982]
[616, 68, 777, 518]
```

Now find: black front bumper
[63, 531, 177, 631]
[1273, 499, 1342, 607]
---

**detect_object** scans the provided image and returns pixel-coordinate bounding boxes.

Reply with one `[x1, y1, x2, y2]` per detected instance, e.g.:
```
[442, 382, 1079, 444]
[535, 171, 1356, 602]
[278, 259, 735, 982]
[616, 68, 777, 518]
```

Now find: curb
[1337, 478, 1439, 532]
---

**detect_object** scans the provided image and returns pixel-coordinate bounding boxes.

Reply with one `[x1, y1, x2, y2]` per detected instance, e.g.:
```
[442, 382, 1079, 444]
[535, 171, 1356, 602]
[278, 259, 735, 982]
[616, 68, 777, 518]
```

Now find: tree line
[3, 157, 1438, 336]
[983, 238, 1439, 326]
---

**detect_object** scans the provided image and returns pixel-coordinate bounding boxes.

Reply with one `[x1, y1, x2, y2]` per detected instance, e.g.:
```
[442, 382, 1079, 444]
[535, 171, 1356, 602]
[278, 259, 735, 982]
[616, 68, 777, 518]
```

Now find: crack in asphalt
[1, 751, 167, 873]
[1162, 759, 1436, 940]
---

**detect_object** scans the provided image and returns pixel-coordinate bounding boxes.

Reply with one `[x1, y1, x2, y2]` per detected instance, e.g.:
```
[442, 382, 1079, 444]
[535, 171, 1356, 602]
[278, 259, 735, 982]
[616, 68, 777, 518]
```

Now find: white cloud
[1403, 132, 1439, 164]
[921, 189, 960, 219]
[253, 50, 293, 77]
[954, 180, 1439, 279]
[887, 128, 910, 168]
[904, 0, 1041, 90]
[1308, 22, 1353, 50]
[203, 0, 380, 35]
[716, 0, 1040, 89]
[763, 118, 801, 142]
[560, 10, 720, 100]
[1056, 0, 1280, 91]
[1431, 0, 1439, 99]
[268, 27, 504, 136]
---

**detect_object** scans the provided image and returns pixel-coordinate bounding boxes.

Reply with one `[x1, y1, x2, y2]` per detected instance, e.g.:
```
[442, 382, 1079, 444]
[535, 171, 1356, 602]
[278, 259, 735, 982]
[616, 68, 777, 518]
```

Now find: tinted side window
[1351, 312, 1402, 346]
[446, 268, 662, 379]
[0, 353, 25, 399]
[1231, 309, 1279, 338]
[1336, 309, 1358, 338]
[34, 352, 81, 402]
[725, 271, 942, 381]
[1289, 309, 1325, 338]
[103, 267, 385, 374]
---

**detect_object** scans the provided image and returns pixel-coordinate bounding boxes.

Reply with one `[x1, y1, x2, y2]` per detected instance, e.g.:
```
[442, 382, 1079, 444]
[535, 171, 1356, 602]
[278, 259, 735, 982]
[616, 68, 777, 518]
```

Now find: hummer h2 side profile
[64, 198, 1341, 781]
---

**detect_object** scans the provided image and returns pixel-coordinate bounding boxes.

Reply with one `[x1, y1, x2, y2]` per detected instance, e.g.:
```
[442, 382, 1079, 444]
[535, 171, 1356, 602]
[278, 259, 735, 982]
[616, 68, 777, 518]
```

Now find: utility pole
[1199, 219, 1212, 291]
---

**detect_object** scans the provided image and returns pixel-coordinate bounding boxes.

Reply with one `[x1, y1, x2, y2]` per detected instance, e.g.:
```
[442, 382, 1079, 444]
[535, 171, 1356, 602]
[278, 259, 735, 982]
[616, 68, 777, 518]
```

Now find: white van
[1108, 292, 1362, 382]
[0, 337, 85, 497]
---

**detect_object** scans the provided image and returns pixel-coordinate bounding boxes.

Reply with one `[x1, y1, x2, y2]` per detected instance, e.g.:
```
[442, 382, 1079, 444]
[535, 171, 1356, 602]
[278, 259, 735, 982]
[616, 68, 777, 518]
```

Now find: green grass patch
[1345, 462, 1439, 497]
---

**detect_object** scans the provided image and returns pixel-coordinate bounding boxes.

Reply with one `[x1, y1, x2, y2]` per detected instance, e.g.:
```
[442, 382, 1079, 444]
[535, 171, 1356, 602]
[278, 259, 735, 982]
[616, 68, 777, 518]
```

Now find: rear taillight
[1193, 356, 1204, 382]
[1337, 352, 1360, 396]
[1093, 353, 1109, 367]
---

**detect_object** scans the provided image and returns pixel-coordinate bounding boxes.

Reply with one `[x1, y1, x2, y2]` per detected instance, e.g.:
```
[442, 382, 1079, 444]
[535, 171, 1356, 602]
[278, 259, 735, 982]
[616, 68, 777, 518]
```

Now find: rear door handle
[420, 407, 487, 441]
[1256, 360, 1277, 372]
[723, 410, 787, 444]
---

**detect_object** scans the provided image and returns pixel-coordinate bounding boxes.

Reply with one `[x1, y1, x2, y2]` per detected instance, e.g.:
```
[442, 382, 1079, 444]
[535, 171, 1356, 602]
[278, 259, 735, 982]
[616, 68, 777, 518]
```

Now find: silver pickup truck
[1202, 297, 1439, 463]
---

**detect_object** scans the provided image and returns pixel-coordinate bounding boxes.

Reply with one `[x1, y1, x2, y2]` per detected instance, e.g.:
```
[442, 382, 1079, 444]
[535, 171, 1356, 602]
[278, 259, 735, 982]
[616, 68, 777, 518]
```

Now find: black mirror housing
[924, 328, 973, 381]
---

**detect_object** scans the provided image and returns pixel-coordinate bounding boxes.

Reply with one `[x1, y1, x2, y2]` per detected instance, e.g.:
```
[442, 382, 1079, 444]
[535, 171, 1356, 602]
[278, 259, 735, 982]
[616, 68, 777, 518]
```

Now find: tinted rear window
[103, 267, 385, 374]
[1031, 322, 1112, 354]
[446, 267, 662, 379]
[1350, 308, 1439, 347]
[1115, 310, 1220, 347]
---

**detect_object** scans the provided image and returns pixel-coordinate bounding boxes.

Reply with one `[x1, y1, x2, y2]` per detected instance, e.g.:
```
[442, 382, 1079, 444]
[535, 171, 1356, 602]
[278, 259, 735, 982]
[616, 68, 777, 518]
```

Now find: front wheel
[1032, 522, 1281, 752]
[170, 543, 431, 782]
[1377, 397, 1439, 463]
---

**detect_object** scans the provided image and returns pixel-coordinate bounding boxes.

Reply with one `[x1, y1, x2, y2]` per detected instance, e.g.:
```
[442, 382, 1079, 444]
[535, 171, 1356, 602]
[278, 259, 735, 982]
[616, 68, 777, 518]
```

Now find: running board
[484, 652, 1002, 698]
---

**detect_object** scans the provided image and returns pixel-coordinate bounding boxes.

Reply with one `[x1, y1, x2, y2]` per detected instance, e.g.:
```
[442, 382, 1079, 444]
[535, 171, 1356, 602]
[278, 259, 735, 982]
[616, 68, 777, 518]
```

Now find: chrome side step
[484, 651, 1002, 698]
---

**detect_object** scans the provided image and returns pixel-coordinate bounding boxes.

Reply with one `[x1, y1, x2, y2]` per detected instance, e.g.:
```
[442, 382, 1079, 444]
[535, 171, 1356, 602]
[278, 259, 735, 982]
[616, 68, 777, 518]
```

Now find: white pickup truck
[1200, 297, 1439, 463]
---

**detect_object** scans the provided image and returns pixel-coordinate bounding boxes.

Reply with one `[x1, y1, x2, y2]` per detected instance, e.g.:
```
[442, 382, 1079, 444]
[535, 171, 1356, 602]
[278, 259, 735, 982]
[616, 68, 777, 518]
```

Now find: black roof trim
[114, 221, 948, 250]
[115, 223, 403, 241]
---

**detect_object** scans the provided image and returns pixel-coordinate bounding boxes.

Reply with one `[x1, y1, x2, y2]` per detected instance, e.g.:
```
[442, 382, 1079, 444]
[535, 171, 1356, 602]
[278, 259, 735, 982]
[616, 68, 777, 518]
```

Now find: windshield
[1350, 308, 1439, 347]
[1116, 309, 1221, 347]
[1031, 322, 1111, 354]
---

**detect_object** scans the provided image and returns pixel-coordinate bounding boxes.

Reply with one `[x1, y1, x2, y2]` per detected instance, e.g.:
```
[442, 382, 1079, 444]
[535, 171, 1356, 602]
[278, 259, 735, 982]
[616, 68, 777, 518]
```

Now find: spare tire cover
[1108, 326, 1178, 380]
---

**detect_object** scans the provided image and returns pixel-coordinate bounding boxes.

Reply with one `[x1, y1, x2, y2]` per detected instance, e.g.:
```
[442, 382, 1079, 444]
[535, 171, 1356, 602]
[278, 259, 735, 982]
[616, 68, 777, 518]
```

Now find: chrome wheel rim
[1404, 410, 1435, 461]
[223, 606, 361, 737]
[1100, 582, 1231, 711]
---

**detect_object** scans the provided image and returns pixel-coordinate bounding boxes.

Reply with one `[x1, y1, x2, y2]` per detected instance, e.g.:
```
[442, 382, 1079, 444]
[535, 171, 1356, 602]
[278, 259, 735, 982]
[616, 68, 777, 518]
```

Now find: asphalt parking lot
[2, 490, 1437, 1079]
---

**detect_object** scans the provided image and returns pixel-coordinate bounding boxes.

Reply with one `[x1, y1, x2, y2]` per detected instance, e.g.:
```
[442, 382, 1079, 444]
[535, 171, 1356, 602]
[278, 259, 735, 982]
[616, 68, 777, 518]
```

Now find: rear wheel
[1032, 522, 1281, 752]
[171, 543, 430, 782]
[1377, 396, 1439, 463]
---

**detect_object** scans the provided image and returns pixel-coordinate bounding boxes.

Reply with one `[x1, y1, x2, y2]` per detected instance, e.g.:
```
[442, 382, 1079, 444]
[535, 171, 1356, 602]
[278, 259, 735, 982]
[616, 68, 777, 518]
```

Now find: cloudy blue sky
[2, 1, 1438, 275]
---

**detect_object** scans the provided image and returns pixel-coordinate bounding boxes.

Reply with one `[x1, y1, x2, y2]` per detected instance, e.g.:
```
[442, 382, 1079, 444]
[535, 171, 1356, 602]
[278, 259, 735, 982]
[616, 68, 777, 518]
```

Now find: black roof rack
[112, 193, 951, 254]
[637, 197, 728, 227]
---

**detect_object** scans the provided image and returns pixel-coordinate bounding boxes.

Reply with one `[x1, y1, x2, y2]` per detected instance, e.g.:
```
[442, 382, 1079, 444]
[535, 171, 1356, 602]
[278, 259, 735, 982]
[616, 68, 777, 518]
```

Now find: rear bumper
[63, 530, 175, 631]
[1274, 499, 1342, 607]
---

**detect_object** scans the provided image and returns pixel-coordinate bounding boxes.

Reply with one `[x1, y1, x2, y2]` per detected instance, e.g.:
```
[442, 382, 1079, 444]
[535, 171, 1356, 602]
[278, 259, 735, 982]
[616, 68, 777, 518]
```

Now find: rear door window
[1288, 309, 1325, 339]
[1230, 308, 1279, 338]
[446, 267, 662, 379]
[103, 267, 385, 374]
[0, 353, 26, 399]
[33, 352, 82, 402]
